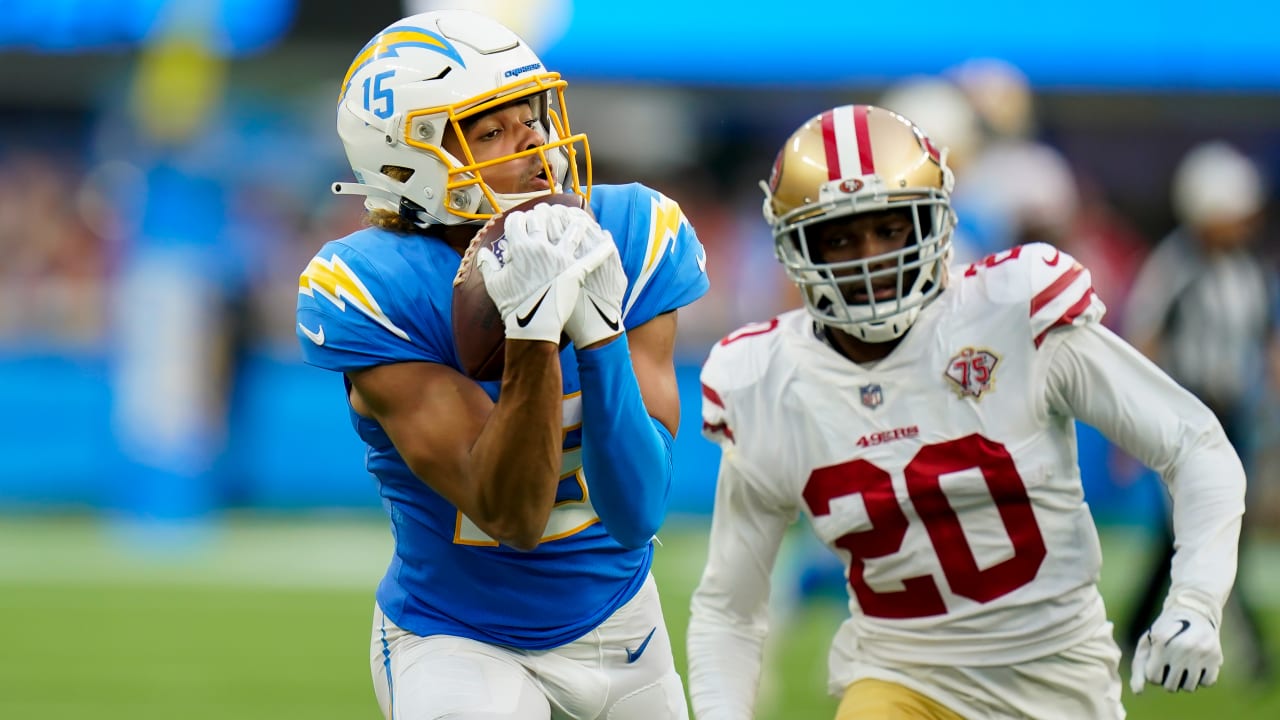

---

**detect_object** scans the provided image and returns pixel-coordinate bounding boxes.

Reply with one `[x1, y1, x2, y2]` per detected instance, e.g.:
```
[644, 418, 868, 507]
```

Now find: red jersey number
[802, 434, 1046, 619]
[964, 245, 1024, 277]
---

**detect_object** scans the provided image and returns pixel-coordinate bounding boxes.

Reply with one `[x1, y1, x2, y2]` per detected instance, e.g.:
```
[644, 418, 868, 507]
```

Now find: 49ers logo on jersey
[856, 425, 919, 448]
[945, 347, 1000, 399]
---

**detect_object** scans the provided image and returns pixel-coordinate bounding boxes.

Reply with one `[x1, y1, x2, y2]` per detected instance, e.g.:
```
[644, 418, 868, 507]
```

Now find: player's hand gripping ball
[451, 193, 592, 380]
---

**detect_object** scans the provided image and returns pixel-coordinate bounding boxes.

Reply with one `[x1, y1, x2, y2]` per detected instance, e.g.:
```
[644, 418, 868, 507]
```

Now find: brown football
[451, 192, 591, 381]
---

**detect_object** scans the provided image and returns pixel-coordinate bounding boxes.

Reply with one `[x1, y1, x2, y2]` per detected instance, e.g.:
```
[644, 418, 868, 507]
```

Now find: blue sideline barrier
[0, 353, 1159, 523]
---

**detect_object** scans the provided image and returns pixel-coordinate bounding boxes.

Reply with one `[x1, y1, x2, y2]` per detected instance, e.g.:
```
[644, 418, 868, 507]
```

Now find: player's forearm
[1048, 325, 1246, 621]
[1165, 426, 1246, 623]
[688, 457, 792, 718]
[468, 339, 564, 550]
[687, 611, 766, 720]
[576, 335, 673, 549]
[1088, 333, 1245, 617]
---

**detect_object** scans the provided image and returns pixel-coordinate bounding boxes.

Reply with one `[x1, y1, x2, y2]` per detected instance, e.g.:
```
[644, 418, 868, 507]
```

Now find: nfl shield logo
[860, 384, 883, 409]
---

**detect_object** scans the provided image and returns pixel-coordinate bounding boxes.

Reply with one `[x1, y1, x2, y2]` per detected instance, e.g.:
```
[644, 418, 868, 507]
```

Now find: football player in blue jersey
[295, 9, 708, 720]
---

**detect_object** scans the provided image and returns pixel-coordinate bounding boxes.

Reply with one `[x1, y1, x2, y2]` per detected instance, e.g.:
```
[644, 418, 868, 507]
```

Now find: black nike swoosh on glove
[516, 289, 551, 327]
[589, 298, 620, 331]
[1166, 620, 1192, 645]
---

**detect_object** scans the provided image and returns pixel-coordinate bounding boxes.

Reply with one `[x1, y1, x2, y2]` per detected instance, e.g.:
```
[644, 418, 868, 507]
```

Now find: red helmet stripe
[821, 110, 842, 181]
[854, 105, 875, 174]
[825, 106, 872, 181]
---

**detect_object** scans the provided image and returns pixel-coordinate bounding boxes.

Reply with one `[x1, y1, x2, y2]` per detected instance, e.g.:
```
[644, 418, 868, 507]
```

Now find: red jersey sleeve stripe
[701, 383, 725, 408]
[702, 420, 736, 442]
[1034, 288, 1096, 348]
[1030, 263, 1085, 316]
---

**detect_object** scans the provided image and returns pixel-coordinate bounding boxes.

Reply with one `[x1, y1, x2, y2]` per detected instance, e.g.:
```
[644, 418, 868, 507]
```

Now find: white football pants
[370, 573, 689, 720]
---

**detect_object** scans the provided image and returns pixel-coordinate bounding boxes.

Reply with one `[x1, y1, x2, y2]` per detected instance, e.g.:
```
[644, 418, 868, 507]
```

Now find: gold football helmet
[762, 104, 955, 342]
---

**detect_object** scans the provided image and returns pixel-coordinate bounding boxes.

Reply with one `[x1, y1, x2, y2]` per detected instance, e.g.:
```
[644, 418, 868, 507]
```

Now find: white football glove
[532, 203, 593, 238]
[1130, 603, 1222, 693]
[564, 221, 626, 348]
[476, 206, 610, 344]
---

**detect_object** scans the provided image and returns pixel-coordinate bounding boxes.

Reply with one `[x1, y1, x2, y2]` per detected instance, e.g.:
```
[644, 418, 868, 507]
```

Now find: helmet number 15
[802, 434, 1047, 619]
[363, 70, 396, 120]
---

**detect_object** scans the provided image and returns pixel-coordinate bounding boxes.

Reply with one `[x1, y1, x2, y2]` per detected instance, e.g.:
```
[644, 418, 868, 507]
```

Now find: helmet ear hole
[381, 165, 415, 182]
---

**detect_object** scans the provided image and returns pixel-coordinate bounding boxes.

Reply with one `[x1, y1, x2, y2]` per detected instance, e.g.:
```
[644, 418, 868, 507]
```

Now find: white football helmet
[762, 104, 956, 343]
[334, 10, 591, 227]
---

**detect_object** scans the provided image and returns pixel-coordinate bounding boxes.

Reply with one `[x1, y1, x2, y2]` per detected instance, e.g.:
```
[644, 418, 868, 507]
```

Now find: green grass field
[1, 513, 1276, 719]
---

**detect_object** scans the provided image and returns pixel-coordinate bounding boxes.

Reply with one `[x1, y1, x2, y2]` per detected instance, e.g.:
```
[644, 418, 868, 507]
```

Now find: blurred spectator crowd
[2, 52, 1279, 526]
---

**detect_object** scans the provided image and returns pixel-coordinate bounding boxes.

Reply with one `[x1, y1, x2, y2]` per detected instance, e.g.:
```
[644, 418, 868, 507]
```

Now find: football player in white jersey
[686, 105, 1245, 719]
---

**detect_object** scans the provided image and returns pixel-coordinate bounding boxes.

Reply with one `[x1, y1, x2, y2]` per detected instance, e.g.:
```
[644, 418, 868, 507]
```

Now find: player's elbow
[468, 501, 552, 552]
[604, 512, 662, 550]
[483, 518, 543, 552]
[611, 528, 656, 550]
[592, 480, 669, 549]
[501, 531, 542, 552]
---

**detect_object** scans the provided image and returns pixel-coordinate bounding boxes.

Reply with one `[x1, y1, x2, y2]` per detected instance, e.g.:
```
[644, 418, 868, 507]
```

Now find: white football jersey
[701, 243, 1110, 666]
[690, 244, 1244, 717]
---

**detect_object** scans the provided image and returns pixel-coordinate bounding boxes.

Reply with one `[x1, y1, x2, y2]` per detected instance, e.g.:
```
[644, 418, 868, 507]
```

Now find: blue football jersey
[296, 183, 709, 649]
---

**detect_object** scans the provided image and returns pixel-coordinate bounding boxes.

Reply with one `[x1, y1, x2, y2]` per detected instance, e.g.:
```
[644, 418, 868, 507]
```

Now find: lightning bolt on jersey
[701, 243, 1112, 666]
[295, 183, 709, 650]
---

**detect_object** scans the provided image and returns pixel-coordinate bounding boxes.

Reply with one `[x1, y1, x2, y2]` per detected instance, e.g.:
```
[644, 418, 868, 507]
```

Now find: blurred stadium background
[2, 0, 1279, 717]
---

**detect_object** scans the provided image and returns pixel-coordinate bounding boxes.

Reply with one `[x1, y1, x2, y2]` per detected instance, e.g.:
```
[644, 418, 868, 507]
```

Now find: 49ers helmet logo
[839, 178, 865, 193]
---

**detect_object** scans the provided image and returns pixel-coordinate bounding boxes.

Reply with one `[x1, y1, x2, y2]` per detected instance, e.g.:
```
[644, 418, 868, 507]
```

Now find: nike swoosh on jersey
[589, 297, 620, 331]
[515, 288, 551, 328]
[695, 246, 707, 273]
[626, 627, 657, 664]
[1043, 248, 1062, 266]
[299, 322, 325, 346]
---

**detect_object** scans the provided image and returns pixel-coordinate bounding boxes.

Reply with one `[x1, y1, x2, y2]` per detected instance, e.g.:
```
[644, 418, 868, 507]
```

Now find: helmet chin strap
[812, 295, 913, 344]
[491, 188, 555, 212]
